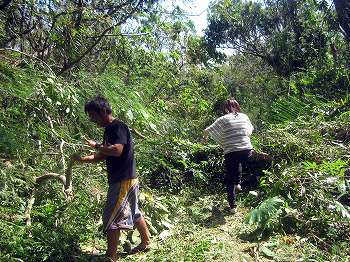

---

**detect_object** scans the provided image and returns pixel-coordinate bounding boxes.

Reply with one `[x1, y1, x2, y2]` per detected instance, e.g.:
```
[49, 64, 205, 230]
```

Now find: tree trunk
[0, 0, 11, 10]
[334, 0, 350, 42]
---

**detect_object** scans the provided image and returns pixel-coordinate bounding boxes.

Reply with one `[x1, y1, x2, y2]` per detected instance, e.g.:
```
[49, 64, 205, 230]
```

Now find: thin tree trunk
[334, 0, 350, 42]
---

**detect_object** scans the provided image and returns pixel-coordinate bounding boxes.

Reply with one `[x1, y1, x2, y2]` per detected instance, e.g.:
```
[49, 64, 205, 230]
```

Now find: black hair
[84, 96, 112, 115]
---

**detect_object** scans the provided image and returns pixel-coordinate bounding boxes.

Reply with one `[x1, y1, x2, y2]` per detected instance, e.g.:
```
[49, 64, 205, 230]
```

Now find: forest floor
[76, 191, 304, 262]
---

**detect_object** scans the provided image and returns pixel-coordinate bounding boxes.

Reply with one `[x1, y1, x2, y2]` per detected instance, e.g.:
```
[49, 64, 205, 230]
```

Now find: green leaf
[126, 109, 134, 121]
[260, 246, 276, 258]
[249, 191, 258, 196]
[149, 122, 158, 133]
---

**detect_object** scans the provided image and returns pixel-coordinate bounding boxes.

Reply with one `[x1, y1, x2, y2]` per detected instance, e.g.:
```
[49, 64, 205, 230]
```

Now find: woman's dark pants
[224, 149, 252, 208]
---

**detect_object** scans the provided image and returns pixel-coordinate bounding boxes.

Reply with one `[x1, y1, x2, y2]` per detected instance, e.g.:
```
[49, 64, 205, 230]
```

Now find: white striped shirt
[205, 112, 253, 154]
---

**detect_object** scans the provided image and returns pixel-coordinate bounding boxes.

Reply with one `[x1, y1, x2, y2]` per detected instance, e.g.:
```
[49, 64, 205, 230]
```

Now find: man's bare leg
[131, 217, 151, 253]
[106, 229, 120, 261]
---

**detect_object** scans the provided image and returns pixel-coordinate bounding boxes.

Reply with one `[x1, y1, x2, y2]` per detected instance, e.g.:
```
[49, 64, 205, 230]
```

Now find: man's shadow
[201, 205, 227, 227]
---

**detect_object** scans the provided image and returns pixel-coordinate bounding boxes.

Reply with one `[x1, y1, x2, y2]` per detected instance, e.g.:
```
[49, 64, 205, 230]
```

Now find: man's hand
[70, 152, 106, 163]
[85, 138, 98, 148]
[70, 153, 82, 163]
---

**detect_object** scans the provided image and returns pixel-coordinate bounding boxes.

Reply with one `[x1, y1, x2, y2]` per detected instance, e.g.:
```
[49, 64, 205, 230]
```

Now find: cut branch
[24, 189, 36, 227]
[35, 157, 75, 193]
[35, 172, 67, 185]
[130, 128, 146, 139]
[25, 156, 76, 229]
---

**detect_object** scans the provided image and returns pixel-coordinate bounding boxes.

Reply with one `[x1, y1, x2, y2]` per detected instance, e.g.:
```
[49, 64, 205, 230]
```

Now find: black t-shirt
[103, 119, 136, 183]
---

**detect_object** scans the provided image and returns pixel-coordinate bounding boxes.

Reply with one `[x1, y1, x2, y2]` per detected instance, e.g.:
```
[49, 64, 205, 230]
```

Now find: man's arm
[86, 139, 124, 157]
[71, 151, 107, 164]
[98, 143, 124, 157]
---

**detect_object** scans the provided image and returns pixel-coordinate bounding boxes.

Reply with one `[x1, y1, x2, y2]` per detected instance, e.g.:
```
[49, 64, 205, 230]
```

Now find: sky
[165, 0, 234, 55]
[164, 0, 211, 36]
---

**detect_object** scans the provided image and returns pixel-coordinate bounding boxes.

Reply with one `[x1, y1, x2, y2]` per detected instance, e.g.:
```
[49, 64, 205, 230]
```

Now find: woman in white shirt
[204, 98, 254, 213]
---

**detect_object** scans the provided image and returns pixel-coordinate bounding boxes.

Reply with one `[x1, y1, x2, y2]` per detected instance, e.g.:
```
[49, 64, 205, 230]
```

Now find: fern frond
[245, 196, 285, 227]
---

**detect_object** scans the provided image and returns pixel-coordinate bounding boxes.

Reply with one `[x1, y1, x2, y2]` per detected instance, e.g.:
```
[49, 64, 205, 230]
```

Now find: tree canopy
[205, 0, 334, 76]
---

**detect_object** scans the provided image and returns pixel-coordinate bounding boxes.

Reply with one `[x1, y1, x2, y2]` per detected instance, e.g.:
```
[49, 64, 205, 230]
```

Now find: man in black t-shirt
[72, 96, 150, 261]
[104, 119, 137, 183]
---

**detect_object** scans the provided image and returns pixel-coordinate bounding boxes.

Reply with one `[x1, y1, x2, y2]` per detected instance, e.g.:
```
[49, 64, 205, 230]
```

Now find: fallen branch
[130, 128, 146, 139]
[35, 157, 75, 196]
[35, 172, 67, 186]
[24, 189, 36, 227]
[24, 156, 76, 230]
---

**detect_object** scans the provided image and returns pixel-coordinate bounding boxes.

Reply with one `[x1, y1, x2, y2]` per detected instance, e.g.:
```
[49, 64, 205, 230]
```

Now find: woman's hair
[84, 96, 112, 115]
[223, 98, 241, 114]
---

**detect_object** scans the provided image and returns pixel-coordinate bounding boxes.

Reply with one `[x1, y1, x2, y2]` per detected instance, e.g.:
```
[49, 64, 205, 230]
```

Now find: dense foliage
[0, 0, 349, 261]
